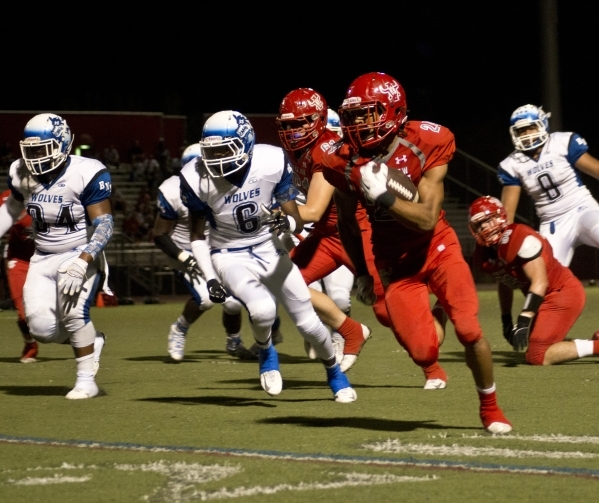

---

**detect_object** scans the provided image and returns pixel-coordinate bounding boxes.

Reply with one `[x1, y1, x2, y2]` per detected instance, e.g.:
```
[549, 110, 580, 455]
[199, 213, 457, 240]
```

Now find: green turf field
[1, 287, 598, 502]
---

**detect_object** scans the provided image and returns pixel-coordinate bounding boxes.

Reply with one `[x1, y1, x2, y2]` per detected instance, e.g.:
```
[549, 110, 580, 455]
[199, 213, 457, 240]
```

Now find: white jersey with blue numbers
[157, 172, 192, 251]
[179, 144, 298, 250]
[8, 156, 112, 254]
[497, 132, 595, 221]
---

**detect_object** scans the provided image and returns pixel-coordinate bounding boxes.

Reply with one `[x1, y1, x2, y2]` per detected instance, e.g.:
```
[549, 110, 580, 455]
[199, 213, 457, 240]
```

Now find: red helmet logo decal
[377, 81, 401, 104]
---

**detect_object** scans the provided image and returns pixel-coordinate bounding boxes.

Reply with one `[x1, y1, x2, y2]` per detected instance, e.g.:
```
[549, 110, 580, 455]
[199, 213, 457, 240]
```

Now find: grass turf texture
[1, 287, 598, 502]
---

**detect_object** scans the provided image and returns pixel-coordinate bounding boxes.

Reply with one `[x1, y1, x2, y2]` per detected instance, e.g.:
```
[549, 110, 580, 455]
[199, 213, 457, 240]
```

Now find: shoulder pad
[517, 235, 542, 260]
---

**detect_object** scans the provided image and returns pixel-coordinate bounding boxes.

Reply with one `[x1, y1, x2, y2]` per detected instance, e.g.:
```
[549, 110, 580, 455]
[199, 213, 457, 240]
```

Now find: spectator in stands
[103, 144, 120, 169]
[154, 138, 171, 181]
[109, 186, 127, 213]
[127, 139, 144, 164]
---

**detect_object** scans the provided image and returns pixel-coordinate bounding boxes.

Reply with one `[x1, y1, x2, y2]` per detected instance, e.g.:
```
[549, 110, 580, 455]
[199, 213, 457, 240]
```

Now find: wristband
[287, 215, 296, 233]
[177, 250, 192, 263]
[522, 292, 544, 314]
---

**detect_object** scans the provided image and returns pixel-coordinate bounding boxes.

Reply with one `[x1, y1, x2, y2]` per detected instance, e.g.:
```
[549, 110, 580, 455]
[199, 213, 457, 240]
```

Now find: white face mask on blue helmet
[181, 143, 202, 166]
[509, 104, 551, 151]
[199, 111, 255, 178]
[19, 113, 73, 175]
[326, 108, 342, 136]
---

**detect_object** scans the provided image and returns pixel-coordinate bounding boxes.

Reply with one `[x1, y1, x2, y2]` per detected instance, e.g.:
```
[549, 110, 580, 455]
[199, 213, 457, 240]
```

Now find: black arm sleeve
[154, 234, 181, 260]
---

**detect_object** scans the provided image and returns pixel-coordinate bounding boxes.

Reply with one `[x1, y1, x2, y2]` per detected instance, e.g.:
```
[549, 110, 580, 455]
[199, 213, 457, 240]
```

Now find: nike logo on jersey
[30, 193, 64, 203]
[224, 188, 261, 204]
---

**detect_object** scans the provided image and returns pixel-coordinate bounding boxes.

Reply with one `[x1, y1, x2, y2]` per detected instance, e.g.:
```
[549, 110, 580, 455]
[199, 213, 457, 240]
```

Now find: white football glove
[360, 162, 389, 202]
[355, 274, 377, 306]
[58, 258, 89, 296]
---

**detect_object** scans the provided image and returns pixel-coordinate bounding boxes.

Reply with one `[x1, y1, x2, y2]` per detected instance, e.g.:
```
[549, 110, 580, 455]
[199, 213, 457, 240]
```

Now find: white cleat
[424, 378, 447, 390]
[260, 370, 283, 396]
[486, 422, 513, 434]
[66, 382, 99, 400]
[339, 324, 372, 373]
[334, 387, 357, 403]
[93, 332, 106, 377]
[168, 323, 186, 362]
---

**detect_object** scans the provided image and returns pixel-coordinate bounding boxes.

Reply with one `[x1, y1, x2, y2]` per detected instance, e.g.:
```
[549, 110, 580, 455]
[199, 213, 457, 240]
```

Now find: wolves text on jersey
[224, 188, 261, 204]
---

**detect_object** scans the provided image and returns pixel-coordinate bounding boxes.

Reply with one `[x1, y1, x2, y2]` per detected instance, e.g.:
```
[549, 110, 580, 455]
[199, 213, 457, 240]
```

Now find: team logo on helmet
[308, 93, 325, 111]
[235, 114, 252, 139]
[377, 81, 401, 104]
[49, 116, 70, 142]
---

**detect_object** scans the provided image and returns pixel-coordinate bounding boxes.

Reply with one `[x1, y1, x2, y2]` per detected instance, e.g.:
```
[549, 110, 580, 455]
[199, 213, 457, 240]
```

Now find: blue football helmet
[509, 104, 551, 151]
[200, 111, 255, 178]
[326, 108, 342, 136]
[181, 143, 202, 166]
[19, 113, 73, 175]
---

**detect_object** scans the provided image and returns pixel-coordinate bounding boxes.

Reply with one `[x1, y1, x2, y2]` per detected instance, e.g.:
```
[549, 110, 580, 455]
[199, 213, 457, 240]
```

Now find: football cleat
[422, 362, 448, 390]
[20, 341, 38, 363]
[479, 391, 513, 434]
[326, 364, 357, 403]
[66, 381, 99, 400]
[168, 322, 187, 362]
[258, 344, 282, 396]
[340, 324, 372, 372]
[226, 336, 258, 360]
[424, 378, 447, 390]
[260, 370, 283, 396]
[93, 332, 106, 376]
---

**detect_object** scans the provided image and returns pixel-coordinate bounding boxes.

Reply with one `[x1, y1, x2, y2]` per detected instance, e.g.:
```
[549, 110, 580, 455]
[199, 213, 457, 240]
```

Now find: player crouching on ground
[469, 195, 599, 365]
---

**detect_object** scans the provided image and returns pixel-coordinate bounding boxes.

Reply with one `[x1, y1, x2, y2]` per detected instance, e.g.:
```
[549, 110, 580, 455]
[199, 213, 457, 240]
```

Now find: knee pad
[70, 322, 97, 348]
[246, 298, 277, 331]
[222, 296, 242, 316]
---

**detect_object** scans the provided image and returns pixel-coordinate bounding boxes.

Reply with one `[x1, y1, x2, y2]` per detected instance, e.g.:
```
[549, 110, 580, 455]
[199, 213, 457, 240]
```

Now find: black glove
[510, 314, 533, 352]
[207, 278, 228, 303]
[180, 253, 203, 283]
[261, 204, 295, 236]
[501, 314, 513, 345]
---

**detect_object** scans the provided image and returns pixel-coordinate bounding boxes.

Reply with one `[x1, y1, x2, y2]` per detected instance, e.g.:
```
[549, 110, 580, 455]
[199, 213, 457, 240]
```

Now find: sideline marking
[460, 434, 599, 444]
[1, 434, 599, 479]
[363, 440, 599, 459]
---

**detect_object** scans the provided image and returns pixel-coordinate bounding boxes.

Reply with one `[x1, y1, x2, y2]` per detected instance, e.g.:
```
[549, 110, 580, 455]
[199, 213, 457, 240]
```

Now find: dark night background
[2, 1, 598, 168]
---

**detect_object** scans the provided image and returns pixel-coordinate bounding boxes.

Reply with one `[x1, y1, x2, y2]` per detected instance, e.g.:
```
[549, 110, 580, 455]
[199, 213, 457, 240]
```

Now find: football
[385, 167, 419, 202]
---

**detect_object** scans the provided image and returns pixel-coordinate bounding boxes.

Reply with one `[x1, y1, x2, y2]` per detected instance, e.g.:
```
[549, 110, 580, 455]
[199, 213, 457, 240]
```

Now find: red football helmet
[277, 88, 328, 151]
[468, 196, 508, 246]
[339, 72, 407, 151]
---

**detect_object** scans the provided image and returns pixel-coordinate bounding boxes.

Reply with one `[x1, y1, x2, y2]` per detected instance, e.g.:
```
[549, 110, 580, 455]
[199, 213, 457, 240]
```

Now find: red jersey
[321, 121, 456, 266]
[1, 189, 34, 262]
[474, 223, 573, 294]
[287, 128, 340, 234]
[288, 128, 369, 234]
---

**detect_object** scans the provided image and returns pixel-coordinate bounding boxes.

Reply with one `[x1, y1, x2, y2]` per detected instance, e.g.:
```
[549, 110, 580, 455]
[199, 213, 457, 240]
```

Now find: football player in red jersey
[0, 189, 37, 362]
[469, 195, 599, 365]
[277, 88, 382, 372]
[320, 72, 512, 433]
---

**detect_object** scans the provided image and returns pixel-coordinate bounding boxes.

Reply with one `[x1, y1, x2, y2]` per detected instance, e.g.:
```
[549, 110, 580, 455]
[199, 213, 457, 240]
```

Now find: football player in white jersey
[153, 143, 257, 361]
[497, 104, 599, 337]
[498, 105, 599, 265]
[0, 113, 112, 399]
[179, 110, 356, 402]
